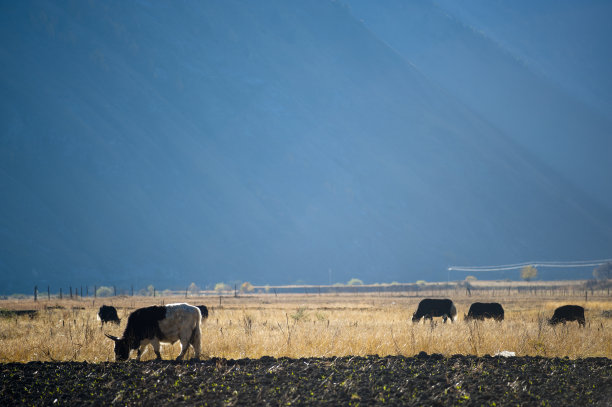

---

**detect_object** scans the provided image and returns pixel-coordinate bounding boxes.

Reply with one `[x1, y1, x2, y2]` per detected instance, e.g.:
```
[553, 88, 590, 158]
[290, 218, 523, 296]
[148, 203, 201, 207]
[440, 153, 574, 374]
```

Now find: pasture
[1, 287, 611, 362]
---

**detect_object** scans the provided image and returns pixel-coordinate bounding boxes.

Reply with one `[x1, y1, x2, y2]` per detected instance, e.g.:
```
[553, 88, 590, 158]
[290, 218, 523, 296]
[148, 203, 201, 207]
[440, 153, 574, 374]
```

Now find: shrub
[95, 286, 113, 297]
[593, 262, 612, 280]
[214, 282, 231, 293]
[347, 278, 364, 286]
[520, 266, 538, 282]
[187, 282, 199, 295]
[240, 282, 254, 293]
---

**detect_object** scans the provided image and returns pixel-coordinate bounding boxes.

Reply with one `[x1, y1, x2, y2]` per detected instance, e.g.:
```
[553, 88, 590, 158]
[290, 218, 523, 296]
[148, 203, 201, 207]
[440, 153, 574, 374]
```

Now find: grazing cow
[412, 299, 457, 323]
[464, 302, 504, 322]
[196, 305, 209, 320]
[97, 305, 120, 325]
[105, 303, 202, 361]
[549, 305, 585, 327]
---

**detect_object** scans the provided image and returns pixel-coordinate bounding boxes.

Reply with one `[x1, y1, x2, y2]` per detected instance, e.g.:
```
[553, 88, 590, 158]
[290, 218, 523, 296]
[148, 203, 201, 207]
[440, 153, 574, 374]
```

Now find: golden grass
[1, 292, 611, 363]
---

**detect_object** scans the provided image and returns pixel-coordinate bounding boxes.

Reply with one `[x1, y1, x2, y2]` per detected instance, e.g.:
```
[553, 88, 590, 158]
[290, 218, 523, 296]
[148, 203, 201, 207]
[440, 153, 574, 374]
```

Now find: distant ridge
[0, 0, 611, 293]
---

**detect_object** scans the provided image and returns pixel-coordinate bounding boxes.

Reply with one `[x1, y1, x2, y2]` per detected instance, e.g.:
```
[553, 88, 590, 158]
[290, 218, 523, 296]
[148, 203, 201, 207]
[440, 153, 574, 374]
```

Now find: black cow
[105, 303, 202, 361]
[465, 302, 504, 322]
[197, 305, 209, 320]
[97, 305, 120, 325]
[412, 299, 457, 323]
[549, 305, 585, 327]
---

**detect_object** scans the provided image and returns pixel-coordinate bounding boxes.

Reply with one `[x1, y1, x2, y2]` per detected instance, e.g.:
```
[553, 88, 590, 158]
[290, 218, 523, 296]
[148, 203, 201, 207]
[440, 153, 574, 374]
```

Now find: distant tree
[593, 262, 612, 280]
[416, 280, 427, 286]
[520, 266, 538, 282]
[214, 282, 230, 293]
[188, 282, 199, 295]
[240, 282, 254, 293]
[347, 278, 364, 286]
[96, 286, 113, 297]
[465, 276, 477, 282]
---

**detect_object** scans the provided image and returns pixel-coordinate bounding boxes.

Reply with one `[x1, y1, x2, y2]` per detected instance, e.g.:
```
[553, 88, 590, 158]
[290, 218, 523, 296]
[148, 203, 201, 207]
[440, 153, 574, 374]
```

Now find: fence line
[21, 281, 612, 301]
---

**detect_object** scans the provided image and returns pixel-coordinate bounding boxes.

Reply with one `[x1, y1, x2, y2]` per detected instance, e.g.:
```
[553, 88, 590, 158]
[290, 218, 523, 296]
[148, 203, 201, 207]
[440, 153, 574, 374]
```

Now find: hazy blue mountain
[435, 0, 612, 120]
[346, 0, 612, 212]
[1, 1, 610, 294]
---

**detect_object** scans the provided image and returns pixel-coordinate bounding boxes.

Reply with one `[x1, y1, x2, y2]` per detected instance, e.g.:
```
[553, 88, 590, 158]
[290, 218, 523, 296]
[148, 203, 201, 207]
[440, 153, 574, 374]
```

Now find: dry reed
[1, 292, 611, 363]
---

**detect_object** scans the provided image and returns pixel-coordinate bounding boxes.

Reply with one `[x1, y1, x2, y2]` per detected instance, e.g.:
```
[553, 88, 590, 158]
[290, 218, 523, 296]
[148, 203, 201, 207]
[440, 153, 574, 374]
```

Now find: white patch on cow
[137, 303, 201, 360]
[450, 304, 457, 322]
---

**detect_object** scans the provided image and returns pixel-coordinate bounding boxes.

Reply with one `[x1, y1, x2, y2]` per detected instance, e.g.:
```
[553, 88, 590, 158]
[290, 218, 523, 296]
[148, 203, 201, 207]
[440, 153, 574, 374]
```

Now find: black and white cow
[464, 302, 505, 322]
[412, 298, 457, 323]
[197, 305, 209, 320]
[97, 305, 120, 325]
[105, 303, 202, 361]
[549, 305, 585, 327]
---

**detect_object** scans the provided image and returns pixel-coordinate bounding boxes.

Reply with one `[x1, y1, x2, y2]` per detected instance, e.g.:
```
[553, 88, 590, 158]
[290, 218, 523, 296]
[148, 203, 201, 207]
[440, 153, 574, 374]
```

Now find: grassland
[1, 288, 611, 363]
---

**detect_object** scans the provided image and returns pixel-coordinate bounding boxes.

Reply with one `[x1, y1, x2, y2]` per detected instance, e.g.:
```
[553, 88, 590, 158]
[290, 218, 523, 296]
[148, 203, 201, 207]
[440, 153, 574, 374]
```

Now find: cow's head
[105, 334, 130, 361]
[411, 313, 419, 323]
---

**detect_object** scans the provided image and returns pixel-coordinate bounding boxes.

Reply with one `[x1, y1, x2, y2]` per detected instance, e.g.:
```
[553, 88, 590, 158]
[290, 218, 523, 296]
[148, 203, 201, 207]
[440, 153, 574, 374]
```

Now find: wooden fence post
[34, 286, 37, 301]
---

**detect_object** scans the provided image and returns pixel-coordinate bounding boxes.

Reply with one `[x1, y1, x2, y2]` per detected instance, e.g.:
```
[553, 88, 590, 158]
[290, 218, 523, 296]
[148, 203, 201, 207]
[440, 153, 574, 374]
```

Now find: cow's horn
[105, 333, 119, 341]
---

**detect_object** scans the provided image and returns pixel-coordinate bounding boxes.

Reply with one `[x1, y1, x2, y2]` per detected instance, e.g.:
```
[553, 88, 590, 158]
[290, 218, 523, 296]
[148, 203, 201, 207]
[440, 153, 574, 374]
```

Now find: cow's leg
[150, 338, 162, 360]
[190, 326, 202, 360]
[136, 342, 147, 361]
[176, 337, 190, 361]
[136, 339, 154, 361]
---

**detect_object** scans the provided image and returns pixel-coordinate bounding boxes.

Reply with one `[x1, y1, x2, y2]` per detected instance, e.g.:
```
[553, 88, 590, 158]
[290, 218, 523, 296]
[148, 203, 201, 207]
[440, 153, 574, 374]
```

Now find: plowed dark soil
[1, 354, 611, 406]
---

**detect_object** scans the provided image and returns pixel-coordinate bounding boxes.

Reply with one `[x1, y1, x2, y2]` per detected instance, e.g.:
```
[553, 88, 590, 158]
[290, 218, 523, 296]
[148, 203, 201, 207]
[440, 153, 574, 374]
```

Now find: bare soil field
[1, 354, 611, 406]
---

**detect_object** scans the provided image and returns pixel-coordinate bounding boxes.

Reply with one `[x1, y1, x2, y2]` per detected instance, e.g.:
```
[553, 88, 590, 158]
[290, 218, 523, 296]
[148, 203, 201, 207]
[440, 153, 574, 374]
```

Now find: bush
[188, 282, 199, 295]
[214, 282, 231, 293]
[347, 278, 364, 286]
[593, 262, 612, 280]
[96, 286, 113, 297]
[240, 282, 254, 293]
[520, 266, 538, 282]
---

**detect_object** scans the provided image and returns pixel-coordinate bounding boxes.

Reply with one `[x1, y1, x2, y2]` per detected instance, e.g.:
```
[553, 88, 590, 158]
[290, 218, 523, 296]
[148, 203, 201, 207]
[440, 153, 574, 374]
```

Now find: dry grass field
[1, 289, 611, 363]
